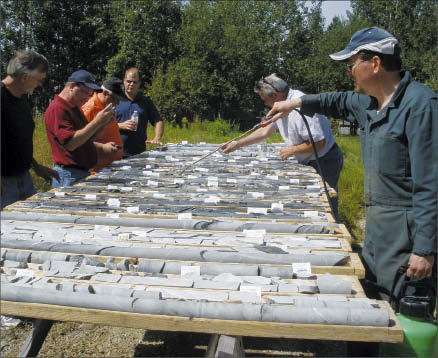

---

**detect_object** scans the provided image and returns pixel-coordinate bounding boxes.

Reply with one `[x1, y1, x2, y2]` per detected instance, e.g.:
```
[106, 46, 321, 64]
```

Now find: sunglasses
[260, 77, 281, 92]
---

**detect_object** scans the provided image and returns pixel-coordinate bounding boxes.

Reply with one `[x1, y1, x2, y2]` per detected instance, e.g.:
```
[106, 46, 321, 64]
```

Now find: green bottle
[381, 295, 438, 357]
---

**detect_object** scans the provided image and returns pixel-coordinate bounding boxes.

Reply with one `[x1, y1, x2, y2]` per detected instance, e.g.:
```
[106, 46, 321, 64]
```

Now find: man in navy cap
[267, 28, 437, 307]
[45, 70, 120, 186]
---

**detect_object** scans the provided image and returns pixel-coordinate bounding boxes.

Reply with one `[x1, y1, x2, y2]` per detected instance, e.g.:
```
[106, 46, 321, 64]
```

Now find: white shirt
[274, 89, 335, 164]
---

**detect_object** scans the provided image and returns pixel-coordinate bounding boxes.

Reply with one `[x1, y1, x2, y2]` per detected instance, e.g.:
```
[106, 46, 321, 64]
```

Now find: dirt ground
[1, 318, 348, 357]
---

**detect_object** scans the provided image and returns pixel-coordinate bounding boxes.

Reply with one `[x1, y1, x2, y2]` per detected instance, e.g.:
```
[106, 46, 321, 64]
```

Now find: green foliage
[336, 136, 365, 244]
[31, 112, 54, 192]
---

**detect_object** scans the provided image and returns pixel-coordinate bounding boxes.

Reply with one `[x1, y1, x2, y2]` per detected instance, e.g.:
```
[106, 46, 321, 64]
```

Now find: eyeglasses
[260, 77, 281, 92]
[346, 59, 368, 73]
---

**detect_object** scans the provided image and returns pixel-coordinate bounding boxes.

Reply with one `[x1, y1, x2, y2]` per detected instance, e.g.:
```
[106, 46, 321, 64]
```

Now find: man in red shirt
[81, 77, 127, 174]
[44, 70, 119, 187]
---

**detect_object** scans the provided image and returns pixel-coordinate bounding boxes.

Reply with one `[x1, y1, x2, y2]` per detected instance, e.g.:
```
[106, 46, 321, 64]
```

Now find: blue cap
[67, 70, 102, 91]
[330, 27, 398, 61]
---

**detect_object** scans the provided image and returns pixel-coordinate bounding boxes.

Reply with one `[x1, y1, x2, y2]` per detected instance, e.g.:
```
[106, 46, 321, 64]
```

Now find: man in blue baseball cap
[45, 70, 120, 186]
[267, 27, 437, 312]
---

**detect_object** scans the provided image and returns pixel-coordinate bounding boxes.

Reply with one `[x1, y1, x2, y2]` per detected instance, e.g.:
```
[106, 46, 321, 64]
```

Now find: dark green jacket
[300, 71, 437, 256]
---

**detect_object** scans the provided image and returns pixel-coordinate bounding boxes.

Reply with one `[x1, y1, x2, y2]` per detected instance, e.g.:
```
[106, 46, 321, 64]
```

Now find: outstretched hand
[221, 141, 239, 153]
[32, 163, 60, 182]
[266, 97, 302, 122]
[146, 138, 163, 146]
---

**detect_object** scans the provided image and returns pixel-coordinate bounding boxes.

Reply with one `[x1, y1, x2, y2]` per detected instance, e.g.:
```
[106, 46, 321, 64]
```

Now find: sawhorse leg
[19, 319, 54, 357]
[205, 334, 244, 358]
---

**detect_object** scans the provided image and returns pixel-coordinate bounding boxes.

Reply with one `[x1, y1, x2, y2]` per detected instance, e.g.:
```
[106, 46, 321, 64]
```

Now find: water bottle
[131, 110, 139, 131]
[380, 282, 438, 357]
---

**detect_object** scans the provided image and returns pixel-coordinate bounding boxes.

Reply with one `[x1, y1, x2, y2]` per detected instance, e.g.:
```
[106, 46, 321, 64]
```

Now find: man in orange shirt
[82, 78, 127, 173]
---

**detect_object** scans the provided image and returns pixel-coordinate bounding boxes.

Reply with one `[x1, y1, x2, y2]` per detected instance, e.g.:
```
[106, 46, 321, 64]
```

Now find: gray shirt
[274, 89, 335, 164]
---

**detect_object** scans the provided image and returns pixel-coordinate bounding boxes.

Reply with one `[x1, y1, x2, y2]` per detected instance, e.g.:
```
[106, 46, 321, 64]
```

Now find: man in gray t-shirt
[221, 73, 343, 219]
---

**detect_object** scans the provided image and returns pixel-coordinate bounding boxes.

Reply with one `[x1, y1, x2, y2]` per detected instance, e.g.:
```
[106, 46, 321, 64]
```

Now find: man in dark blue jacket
[267, 28, 437, 306]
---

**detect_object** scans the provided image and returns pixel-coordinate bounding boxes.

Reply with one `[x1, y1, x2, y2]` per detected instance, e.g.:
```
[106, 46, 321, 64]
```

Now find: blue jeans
[1, 171, 36, 210]
[52, 165, 89, 187]
[308, 143, 344, 220]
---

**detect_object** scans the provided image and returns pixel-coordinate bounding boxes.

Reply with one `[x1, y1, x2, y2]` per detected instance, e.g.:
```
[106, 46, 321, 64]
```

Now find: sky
[306, 1, 352, 27]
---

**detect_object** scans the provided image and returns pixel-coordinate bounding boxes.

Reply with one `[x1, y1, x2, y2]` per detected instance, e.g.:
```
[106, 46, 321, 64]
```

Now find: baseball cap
[101, 77, 129, 102]
[67, 70, 102, 91]
[330, 27, 398, 61]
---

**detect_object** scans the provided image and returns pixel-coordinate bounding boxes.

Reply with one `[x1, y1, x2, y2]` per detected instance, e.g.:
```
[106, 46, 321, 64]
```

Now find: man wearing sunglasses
[267, 28, 437, 310]
[1, 50, 60, 209]
[82, 77, 128, 174]
[222, 73, 343, 219]
[45, 70, 120, 186]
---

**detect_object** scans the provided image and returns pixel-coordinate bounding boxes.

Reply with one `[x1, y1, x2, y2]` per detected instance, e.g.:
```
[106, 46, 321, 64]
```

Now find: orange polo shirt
[81, 93, 123, 173]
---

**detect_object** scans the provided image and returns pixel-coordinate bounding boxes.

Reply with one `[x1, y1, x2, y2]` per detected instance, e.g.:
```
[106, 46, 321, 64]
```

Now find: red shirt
[44, 94, 97, 170]
[81, 93, 123, 173]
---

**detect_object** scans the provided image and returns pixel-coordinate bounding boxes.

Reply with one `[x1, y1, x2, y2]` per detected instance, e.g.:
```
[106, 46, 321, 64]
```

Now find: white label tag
[290, 178, 300, 184]
[106, 213, 119, 218]
[54, 191, 65, 197]
[121, 187, 132, 192]
[174, 179, 185, 184]
[228, 159, 236, 163]
[292, 262, 312, 274]
[196, 167, 209, 172]
[165, 156, 173, 161]
[107, 198, 120, 207]
[153, 193, 166, 199]
[118, 233, 131, 240]
[121, 165, 131, 170]
[226, 178, 237, 183]
[247, 207, 268, 215]
[126, 206, 139, 213]
[240, 285, 261, 297]
[279, 185, 290, 190]
[143, 170, 153, 176]
[208, 181, 219, 187]
[188, 175, 198, 179]
[303, 211, 319, 217]
[250, 172, 260, 176]
[180, 265, 200, 277]
[107, 185, 118, 190]
[271, 202, 284, 213]
[249, 192, 264, 199]
[15, 269, 34, 277]
[267, 175, 278, 180]
[307, 185, 320, 189]
[181, 140, 188, 144]
[178, 213, 192, 220]
[207, 176, 218, 181]
[147, 180, 158, 187]
[244, 229, 266, 239]
[85, 194, 97, 200]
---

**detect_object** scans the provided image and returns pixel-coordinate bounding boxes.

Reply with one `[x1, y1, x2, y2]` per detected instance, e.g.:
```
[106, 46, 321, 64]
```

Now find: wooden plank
[18, 318, 54, 357]
[338, 224, 352, 242]
[0, 301, 403, 343]
[350, 253, 366, 278]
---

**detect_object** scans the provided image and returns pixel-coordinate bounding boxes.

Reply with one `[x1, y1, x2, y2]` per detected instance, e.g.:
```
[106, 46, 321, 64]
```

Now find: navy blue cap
[68, 70, 102, 91]
[330, 27, 398, 61]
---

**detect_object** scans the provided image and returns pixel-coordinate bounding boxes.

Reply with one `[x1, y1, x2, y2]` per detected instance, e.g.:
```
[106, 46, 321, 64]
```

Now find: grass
[32, 116, 365, 244]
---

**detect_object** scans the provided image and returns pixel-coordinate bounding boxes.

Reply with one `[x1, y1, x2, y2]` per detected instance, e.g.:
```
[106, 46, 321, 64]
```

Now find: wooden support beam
[19, 319, 54, 357]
